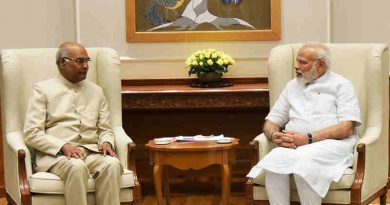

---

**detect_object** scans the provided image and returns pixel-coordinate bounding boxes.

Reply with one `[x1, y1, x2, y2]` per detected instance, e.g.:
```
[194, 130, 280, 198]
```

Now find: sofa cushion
[252, 168, 355, 190]
[28, 168, 134, 194]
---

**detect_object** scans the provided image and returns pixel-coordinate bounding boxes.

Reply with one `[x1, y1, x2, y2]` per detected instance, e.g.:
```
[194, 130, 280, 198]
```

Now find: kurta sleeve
[97, 90, 115, 148]
[23, 85, 67, 156]
[337, 82, 361, 126]
[265, 86, 291, 127]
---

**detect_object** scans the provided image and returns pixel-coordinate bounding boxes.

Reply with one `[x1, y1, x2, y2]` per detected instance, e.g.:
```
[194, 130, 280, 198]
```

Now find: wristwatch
[307, 133, 313, 144]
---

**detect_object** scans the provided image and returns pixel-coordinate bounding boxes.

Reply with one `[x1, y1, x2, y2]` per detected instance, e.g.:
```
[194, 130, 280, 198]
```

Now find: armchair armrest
[357, 126, 381, 147]
[113, 127, 142, 203]
[5, 131, 32, 205]
[18, 150, 32, 205]
[351, 143, 366, 204]
[113, 127, 133, 168]
[353, 126, 388, 201]
[250, 133, 276, 166]
[6, 131, 33, 176]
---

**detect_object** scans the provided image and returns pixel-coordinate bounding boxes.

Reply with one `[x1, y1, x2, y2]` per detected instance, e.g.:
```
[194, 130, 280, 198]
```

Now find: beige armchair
[0, 47, 141, 205]
[246, 44, 389, 205]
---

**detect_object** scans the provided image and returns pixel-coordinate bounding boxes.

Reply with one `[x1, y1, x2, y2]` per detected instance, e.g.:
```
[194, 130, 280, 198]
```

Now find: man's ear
[317, 60, 327, 73]
[57, 58, 66, 68]
[317, 59, 325, 68]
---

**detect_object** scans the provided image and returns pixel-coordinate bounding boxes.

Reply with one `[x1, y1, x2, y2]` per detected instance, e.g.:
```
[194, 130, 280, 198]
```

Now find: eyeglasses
[63, 57, 91, 65]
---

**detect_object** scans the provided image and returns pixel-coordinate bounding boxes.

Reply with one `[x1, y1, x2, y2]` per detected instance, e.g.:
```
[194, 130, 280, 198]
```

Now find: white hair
[303, 42, 331, 69]
[56, 47, 68, 66]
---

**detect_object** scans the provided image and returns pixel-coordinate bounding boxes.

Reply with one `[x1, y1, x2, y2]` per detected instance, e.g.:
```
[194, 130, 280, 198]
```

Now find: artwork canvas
[126, 0, 281, 42]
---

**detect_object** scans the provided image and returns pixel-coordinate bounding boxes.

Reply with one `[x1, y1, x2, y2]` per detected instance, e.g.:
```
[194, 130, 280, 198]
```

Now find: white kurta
[247, 71, 361, 197]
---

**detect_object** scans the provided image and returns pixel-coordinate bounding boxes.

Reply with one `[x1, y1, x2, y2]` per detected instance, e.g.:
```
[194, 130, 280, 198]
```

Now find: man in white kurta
[247, 43, 361, 205]
[23, 42, 123, 205]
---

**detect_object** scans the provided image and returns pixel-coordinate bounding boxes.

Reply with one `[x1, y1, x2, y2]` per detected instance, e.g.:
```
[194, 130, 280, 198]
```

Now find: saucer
[155, 141, 171, 145]
[216, 138, 232, 144]
[154, 137, 173, 145]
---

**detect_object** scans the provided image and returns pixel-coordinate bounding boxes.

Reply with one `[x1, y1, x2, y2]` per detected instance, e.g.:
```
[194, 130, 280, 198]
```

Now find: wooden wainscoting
[121, 77, 269, 193]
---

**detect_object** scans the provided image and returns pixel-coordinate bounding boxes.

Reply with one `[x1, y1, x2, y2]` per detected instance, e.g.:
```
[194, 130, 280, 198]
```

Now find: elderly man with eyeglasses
[23, 42, 123, 205]
[247, 43, 361, 205]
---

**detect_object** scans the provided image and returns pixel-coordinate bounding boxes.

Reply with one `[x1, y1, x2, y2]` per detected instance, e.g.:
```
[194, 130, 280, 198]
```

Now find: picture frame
[125, 0, 281, 42]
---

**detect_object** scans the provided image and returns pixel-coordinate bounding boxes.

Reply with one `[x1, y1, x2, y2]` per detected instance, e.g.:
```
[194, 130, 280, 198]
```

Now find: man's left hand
[99, 142, 117, 157]
[281, 130, 308, 147]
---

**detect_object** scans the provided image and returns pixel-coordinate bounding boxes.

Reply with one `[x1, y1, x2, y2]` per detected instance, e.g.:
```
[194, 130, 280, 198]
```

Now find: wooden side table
[145, 139, 239, 205]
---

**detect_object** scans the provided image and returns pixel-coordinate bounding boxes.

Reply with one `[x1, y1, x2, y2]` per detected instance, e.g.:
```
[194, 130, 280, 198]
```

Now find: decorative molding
[122, 91, 269, 110]
[121, 77, 268, 86]
[121, 78, 269, 110]
[120, 56, 269, 64]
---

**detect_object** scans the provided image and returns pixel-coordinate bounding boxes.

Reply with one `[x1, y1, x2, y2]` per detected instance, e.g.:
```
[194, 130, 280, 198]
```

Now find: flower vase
[197, 72, 222, 83]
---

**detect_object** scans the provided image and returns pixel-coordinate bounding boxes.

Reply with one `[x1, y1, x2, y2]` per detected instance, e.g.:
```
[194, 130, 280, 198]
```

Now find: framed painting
[125, 0, 281, 42]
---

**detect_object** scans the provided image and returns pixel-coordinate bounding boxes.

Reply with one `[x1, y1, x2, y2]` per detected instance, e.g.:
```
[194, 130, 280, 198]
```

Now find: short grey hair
[303, 42, 331, 69]
[56, 47, 68, 66]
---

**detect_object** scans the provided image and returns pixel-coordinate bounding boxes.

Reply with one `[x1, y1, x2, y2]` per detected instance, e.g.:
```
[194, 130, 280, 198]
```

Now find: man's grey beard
[297, 63, 319, 84]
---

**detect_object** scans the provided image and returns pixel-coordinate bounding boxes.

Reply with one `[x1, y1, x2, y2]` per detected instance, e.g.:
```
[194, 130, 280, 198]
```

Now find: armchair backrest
[267, 44, 389, 139]
[0, 48, 123, 135]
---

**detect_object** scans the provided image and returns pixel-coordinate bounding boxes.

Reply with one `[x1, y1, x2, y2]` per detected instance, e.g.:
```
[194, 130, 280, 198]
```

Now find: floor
[0, 193, 245, 205]
[0, 191, 387, 205]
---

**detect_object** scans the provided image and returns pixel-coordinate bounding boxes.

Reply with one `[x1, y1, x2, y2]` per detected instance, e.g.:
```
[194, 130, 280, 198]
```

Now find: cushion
[28, 168, 134, 194]
[252, 168, 355, 190]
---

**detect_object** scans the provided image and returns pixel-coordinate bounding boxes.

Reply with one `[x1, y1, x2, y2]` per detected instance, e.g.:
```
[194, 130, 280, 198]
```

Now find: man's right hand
[61, 144, 86, 160]
[263, 120, 296, 148]
[272, 132, 296, 148]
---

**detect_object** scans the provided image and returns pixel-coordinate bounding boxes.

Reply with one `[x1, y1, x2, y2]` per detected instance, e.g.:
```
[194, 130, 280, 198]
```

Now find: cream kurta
[23, 74, 115, 172]
[247, 71, 361, 197]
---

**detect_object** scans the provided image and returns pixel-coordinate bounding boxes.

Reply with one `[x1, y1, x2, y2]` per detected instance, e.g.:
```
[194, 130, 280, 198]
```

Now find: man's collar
[56, 74, 82, 89]
[312, 70, 331, 84]
[305, 70, 331, 86]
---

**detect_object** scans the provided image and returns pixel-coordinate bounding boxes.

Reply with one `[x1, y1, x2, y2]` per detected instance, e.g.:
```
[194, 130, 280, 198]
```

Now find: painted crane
[145, 0, 186, 26]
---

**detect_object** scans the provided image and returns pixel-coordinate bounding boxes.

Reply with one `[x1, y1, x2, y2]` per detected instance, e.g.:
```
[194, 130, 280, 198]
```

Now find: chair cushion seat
[28, 168, 135, 194]
[252, 168, 355, 190]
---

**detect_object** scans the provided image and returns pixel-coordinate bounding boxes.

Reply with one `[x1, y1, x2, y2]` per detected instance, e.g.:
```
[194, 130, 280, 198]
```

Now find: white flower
[207, 59, 213, 65]
[217, 59, 224, 65]
[185, 48, 234, 76]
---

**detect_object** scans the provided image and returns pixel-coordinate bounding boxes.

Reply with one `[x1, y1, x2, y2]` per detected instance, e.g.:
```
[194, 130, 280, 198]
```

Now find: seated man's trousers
[265, 170, 322, 205]
[49, 148, 123, 205]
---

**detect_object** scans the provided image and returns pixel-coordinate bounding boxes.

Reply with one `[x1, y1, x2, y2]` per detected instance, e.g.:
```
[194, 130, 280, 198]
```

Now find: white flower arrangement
[185, 48, 235, 77]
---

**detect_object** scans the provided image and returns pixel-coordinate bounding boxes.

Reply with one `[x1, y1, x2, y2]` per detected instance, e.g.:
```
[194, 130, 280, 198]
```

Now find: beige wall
[331, 0, 390, 44]
[0, 0, 75, 49]
[331, 0, 390, 72]
[4, 1, 389, 79]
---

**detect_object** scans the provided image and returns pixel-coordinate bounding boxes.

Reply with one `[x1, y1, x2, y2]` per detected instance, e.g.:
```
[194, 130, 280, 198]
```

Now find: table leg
[163, 167, 170, 205]
[153, 165, 164, 205]
[221, 164, 231, 205]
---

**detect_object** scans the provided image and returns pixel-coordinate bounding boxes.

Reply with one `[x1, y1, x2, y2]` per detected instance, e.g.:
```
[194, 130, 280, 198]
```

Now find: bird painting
[145, 0, 186, 26]
[147, 0, 255, 31]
